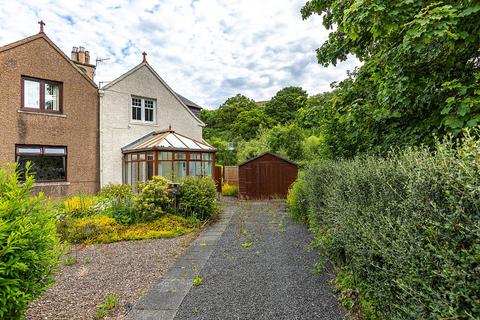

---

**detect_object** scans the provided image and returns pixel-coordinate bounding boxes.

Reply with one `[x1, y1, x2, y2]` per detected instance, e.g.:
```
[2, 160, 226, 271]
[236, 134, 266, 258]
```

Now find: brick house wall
[0, 33, 99, 197]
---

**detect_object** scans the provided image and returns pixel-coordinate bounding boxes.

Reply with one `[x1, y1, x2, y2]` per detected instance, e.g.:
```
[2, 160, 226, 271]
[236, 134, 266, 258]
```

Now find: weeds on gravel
[199, 242, 208, 247]
[193, 275, 203, 286]
[63, 256, 76, 266]
[278, 218, 286, 232]
[95, 293, 119, 319]
[241, 242, 253, 249]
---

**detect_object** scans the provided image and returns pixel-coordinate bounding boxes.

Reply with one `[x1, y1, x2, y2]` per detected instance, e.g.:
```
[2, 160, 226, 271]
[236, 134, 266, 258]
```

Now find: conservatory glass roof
[122, 130, 215, 153]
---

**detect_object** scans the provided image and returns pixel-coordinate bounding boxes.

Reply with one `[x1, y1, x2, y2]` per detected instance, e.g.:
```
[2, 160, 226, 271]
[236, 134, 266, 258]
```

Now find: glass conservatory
[122, 130, 216, 186]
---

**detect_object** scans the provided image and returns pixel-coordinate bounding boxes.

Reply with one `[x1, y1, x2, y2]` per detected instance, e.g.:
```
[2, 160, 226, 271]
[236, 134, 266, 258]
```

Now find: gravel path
[174, 200, 346, 320]
[27, 234, 196, 320]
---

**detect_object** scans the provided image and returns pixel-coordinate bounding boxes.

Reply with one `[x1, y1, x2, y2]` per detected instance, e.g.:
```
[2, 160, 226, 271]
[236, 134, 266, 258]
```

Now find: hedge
[288, 133, 480, 319]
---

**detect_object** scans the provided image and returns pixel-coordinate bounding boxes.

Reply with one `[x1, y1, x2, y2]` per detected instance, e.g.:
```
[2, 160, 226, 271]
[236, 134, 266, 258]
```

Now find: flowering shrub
[63, 195, 96, 217]
[58, 214, 196, 244]
[221, 183, 238, 197]
[133, 176, 173, 221]
[178, 176, 218, 220]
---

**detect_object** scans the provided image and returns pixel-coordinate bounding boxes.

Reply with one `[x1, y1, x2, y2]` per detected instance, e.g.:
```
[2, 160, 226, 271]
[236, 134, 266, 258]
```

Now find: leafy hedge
[0, 165, 60, 319]
[288, 134, 480, 319]
[178, 176, 218, 220]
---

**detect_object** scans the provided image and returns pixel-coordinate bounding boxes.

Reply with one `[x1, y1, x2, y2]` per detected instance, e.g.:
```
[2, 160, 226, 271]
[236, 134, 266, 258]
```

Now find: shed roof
[238, 152, 298, 167]
[122, 130, 215, 153]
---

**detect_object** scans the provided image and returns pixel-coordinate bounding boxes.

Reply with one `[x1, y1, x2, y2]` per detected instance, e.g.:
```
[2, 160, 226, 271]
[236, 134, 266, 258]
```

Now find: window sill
[34, 181, 70, 187]
[18, 110, 66, 118]
[129, 121, 158, 127]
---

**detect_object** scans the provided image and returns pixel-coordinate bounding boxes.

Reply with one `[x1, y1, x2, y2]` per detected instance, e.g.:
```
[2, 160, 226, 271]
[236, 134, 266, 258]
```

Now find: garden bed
[26, 234, 197, 320]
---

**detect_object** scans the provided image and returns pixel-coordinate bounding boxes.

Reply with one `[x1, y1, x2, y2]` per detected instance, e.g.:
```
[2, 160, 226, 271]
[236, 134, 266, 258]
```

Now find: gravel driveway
[174, 200, 345, 320]
[27, 234, 196, 320]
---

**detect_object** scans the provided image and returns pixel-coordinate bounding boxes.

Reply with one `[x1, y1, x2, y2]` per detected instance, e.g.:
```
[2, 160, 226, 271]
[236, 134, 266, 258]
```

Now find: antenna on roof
[38, 20, 45, 33]
[95, 57, 110, 66]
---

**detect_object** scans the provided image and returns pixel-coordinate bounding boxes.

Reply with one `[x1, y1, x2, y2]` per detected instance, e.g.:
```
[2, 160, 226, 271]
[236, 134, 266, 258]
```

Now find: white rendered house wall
[99, 63, 204, 186]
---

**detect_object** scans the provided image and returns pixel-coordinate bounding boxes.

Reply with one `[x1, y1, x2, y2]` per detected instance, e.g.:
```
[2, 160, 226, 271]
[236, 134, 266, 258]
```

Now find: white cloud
[0, 0, 360, 108]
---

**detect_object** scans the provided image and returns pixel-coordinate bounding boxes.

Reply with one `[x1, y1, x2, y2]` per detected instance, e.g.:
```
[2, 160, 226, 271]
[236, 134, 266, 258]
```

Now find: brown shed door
[252, 161, 296, 199]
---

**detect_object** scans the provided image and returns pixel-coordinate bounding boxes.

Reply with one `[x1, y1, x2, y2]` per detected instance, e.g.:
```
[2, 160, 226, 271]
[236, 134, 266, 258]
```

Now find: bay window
[22, 77, 62, 113]
[16, 145, 67, 182]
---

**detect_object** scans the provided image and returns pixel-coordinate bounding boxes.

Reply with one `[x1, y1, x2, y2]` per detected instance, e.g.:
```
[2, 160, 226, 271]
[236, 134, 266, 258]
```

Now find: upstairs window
[131, 97, 156, 123]
[16, 145, 67, 182]
[22, 77, 62, 113]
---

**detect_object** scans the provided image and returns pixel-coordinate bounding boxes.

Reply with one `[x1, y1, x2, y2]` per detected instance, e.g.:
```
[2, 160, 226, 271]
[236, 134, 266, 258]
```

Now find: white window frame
[131, 96, 156, 124]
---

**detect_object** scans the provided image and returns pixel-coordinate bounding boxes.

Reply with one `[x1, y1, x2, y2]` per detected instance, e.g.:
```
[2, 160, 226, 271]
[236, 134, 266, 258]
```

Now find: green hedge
[289, 134, 480, 319]
[178, 176, 218, 220]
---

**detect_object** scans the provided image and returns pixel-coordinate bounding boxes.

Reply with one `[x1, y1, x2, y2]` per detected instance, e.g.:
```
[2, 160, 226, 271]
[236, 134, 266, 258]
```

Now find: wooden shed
[238, 152, 298, 199]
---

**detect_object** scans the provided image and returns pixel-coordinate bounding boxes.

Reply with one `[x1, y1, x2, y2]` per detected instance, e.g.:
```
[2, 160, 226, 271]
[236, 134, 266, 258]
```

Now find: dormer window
[131, 96, 156, 123]
[21, 76, 62, 113]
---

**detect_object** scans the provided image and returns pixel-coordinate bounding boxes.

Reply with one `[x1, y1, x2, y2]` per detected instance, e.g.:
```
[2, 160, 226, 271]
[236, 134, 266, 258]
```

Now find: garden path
[129, 200, 345, 320]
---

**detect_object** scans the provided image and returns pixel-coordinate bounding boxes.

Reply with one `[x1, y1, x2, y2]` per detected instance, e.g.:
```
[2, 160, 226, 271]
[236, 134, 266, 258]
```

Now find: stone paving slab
[127, 208, 234, 320]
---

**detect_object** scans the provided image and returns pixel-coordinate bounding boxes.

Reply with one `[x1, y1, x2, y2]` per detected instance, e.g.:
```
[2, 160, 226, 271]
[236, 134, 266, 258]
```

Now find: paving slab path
[129, 200, 345, 320]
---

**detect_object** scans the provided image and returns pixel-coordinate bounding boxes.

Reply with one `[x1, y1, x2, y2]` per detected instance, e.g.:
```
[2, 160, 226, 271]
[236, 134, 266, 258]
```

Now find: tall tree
[264, 87, 308, 124]
[302, 0, 480, 156]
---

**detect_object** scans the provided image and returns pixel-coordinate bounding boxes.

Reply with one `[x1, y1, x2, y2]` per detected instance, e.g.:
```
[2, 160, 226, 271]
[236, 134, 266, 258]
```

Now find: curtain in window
[24, 80, 40, 109]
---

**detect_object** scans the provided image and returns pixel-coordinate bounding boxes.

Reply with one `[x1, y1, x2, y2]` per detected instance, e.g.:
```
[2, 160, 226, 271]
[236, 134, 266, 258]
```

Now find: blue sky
[0, 0, 360, 108]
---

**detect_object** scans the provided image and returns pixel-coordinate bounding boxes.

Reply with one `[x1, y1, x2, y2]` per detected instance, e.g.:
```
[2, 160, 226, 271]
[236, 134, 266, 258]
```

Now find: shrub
[222, 183, 238, 197]
[63, 195, 96, 217]
[133, 176, 173, 222]
[286, 177, 308, 224]
[107, 204, 137, 226]
[0, 164, 61, 319]
[58, 214, 196, 244]
[178, 176, 218, 220]
[98, 183, 133, 205]
[295, 133, 480, 319]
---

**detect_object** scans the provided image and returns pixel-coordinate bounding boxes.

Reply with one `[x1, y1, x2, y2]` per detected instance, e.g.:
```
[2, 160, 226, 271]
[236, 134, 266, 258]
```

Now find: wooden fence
[223, 166, 239, 186]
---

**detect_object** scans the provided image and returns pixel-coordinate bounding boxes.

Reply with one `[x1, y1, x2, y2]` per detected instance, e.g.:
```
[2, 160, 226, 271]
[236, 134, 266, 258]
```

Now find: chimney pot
[71, 47, 78, 61]
[85, 51, 90, 64]
[78, 48, 86, 64]
[79, 46, 85, 52]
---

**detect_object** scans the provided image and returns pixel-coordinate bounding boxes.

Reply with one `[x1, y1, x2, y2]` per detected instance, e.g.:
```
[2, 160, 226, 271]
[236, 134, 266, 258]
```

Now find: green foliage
[63, 256, 76, 266]
[221, 183, 238, 197]
[301, 0, 480, 157]
[178, 176, 218, 220]
[134, 176, 173, 222]
[230, 108, 274, 140]
[268, 124, 305, 160]
[0, 164, 61, 319]
[302, 135, 330, 161]
[193, 275, 203, 286]
[241, 242, 253, 249]
[58, 214, 196, 244]
[62, 195, 96, 218]
[95, 293, 118, 319]
[98, 183, 134, 205]
[237, 128, 270, 163]
[202, 94, 258, 141]
[207, 137, 237, 166]
[295, 133, 480, 319]
[286, 177, 309, 224]
[108, 204, 137, 226]
[264, 86, 308, 124]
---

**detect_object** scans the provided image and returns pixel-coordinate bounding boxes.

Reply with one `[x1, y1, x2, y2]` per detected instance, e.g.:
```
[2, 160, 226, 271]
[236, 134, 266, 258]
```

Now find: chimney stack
[70, 45, 96, 81]
[71, 46, 78, 61]
[78, 46, 86, 64]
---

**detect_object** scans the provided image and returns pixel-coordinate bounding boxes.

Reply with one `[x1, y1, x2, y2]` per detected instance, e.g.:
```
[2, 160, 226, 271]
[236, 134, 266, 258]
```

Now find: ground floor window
[16, 145, 67, 181]
[123, 151, 214, 185]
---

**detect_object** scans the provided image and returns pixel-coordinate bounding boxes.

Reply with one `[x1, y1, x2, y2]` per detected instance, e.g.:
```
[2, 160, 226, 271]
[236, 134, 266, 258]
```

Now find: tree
[302, 0, 480, 156]
[264, 87, 308, 124]
[268, 124, 305, 160]
[207, 137, 237, 166]
[230, 108, 274, 141]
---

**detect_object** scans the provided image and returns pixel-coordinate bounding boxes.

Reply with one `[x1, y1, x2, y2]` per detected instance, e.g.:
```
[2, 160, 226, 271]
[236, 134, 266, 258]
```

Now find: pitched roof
[101, 61, 205, 126]
[0, 32, 97, 88]
[238, 152, 298, 167]
[175, 92, 202, 109]
[122, 129, 215, 152]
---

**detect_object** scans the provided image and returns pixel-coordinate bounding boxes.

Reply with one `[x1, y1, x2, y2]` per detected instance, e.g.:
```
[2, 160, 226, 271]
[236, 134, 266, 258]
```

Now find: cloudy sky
[0, 0, 359, 108]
